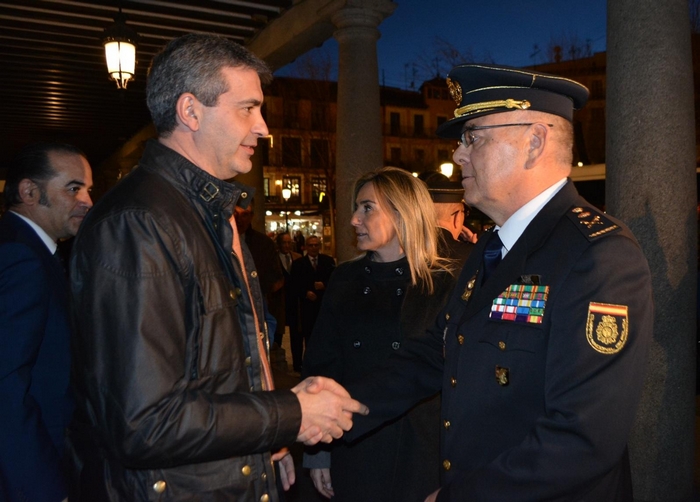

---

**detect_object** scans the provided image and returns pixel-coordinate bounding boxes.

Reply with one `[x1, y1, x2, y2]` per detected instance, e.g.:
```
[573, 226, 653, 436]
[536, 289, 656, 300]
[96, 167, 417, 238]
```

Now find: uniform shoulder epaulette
[566, 205, 622, 241]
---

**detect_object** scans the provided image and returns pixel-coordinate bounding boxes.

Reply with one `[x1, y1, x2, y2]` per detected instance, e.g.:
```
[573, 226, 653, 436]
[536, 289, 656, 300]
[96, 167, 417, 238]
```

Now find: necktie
[482, 229, 503, 282]
[312, 257, 317, 270]
[286, 253, 292, 272]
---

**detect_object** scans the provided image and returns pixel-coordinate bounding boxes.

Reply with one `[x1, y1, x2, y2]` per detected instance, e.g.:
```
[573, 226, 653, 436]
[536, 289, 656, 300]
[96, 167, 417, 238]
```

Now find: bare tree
[411, 36, 494, 83]
[544, 31, 592, 63]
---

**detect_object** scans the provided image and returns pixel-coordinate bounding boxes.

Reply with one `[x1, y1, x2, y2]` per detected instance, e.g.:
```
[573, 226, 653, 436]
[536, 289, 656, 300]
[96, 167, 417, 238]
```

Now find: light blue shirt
[495, 178, 568, 258]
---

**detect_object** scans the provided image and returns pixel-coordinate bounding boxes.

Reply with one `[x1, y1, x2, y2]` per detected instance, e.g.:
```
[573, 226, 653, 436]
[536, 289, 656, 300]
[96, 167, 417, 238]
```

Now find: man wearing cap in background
[342, 64, 653, 501]
[418, 171, 474, 266]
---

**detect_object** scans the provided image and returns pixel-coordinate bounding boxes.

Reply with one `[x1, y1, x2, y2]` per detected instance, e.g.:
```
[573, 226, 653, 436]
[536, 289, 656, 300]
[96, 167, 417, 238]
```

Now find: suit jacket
[292, 253, 335, 332]
[437, 226, 473, 268]
[347, 181, 653, 501]
[0, 211, 74, 502]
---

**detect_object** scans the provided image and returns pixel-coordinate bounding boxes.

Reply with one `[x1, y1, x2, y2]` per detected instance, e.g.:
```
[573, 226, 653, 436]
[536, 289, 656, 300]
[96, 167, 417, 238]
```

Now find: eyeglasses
[458, 122, 554, 148]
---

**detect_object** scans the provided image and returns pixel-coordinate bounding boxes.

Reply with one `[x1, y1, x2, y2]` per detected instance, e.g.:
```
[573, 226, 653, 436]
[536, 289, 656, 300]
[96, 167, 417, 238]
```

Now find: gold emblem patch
[446, 78, 462, 105]
[586, 302, 628, 354]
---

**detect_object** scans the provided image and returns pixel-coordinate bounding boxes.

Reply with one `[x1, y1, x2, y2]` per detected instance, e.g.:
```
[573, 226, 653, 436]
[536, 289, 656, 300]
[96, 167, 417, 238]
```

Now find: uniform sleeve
[438, 234, 653, 501]
[71, 212, 300, 469]
[0, 244, 66, 501]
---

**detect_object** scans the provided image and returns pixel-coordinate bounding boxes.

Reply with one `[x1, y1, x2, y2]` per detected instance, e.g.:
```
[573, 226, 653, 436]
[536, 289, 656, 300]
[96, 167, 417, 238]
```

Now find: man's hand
[425, 489, 440, 502]
[310, 468, 334, 499]
[306, 291, 318, 301]
[314, 281, 325, 291]
[292, 376, 368, 445]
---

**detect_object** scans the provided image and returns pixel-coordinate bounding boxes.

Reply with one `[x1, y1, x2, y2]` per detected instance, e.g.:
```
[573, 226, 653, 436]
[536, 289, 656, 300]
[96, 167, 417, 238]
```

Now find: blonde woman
[303, 167, 466, 501]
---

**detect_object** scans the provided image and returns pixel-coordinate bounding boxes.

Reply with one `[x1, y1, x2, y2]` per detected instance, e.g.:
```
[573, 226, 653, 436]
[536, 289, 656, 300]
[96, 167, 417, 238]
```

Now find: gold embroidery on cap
[446, 78, 462, 105]
[454, 99, 531, 118]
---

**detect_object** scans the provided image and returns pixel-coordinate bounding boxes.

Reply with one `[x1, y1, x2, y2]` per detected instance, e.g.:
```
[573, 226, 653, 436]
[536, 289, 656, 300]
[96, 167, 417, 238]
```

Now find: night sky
[276, 0, 607, 89]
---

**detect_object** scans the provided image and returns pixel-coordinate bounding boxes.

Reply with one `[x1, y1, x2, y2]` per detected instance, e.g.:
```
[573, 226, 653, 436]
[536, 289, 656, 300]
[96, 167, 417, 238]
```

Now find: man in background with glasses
[342, 64, 653, 501]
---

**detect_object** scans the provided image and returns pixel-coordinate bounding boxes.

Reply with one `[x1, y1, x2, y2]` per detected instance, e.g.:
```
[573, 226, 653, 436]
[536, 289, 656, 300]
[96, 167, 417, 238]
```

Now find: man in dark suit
[345, 65, 653, 502]
[272, 231, 301, 348]
[0, 142, 93, 502]
[291, 235, 335, 372]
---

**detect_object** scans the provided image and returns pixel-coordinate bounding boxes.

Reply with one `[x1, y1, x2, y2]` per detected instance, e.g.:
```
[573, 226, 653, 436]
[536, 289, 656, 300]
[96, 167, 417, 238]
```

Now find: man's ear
[175, 93, 201, 132]
[18, 178, 39, 205]
[525, 123, 548, 168]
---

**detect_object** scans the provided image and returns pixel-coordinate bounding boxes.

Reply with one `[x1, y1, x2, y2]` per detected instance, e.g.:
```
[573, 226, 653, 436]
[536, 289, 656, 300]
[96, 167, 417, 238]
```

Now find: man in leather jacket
[67, 34, 366, 501]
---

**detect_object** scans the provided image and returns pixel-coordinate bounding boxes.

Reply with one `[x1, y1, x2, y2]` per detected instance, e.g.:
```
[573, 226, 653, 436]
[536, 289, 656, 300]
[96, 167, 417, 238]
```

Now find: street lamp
[282, 188, 291, 230]
[440, 162, 454, 178]
[102, 6, 139, 89]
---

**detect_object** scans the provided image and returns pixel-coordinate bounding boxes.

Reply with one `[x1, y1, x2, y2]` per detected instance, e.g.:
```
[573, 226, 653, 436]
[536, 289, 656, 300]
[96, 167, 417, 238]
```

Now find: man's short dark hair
[276, 231, 291, 248]
[146, 33, 273, 137]
[4, 142, 85, 210]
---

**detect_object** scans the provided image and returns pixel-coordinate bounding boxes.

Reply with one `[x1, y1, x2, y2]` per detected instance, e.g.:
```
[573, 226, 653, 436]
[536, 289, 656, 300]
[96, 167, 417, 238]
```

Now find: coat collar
[462, 180, 580, 320]
[139, 139, 255, 219]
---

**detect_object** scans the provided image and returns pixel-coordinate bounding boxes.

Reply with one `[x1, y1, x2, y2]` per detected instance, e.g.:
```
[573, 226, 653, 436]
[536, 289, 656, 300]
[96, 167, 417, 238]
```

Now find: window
[311, 104, 329, 130]
[390, 147, 401, 164]
[591, 107, 605, 126]
[414, 114, 425, 136]
[283, 100, 300, 128]
[282, 137, 302, 167]
[310, 139, 330, 167]
[264, 178, 270, 197]
[390, 112, 401, 136]
[415, 149, 425, 164]
[283, 176, 301, 203]
[591, 79, 604, 99]
[311, 177, 327, 204]
[259, 137, 270, 166]
[438, 149, 449, 162]
[437, 116, 447, 128]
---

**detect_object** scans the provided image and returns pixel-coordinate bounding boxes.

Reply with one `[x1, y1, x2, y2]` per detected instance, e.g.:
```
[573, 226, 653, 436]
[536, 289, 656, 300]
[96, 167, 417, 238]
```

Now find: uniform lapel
[460, 181, 580, 322]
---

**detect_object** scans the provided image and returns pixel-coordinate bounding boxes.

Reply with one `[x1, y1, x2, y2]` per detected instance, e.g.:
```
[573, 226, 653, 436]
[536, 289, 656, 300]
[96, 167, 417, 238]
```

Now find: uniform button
[353, 340, 361, 349]
[443, 420, 450, 430]
[261, 472, 267, 481]
[450, 377, 457, 387]
[251, 270, 258, 278]
[241, 465, 252, 476]
[457, 335, 464, 345]
[241, 192, 249, 199]
[445, 313, 450, 321]
[229, 290, 236, 299]
[153, 480, 166, 493]
[443, 459, 451, 471]
[250, 386, 255, 391]
[260, 495, 270, 502]
[364, 266, 371, 274]
[391, 341, 400, 350]
[498, 341, 506, 350]
[395, 267, 404, 275]
[395, 288, 403, 296]
[236, 287, 242, 297]
[363, 286, 371, 295]
[245, 356, 251, 367]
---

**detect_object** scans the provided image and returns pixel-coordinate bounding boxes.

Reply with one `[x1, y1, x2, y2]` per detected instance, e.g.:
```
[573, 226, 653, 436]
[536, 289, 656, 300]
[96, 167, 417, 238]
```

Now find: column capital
[330, 0, 395, 31]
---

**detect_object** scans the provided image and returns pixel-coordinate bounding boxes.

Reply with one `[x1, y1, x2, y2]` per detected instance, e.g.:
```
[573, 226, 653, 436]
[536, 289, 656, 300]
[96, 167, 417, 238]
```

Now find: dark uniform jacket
[68, 140, 301, 501]
[437, 226, 473, 268]
[304, 255, 459, 502]
[347, 181, 653, 501]
[0, 212, 74, 502]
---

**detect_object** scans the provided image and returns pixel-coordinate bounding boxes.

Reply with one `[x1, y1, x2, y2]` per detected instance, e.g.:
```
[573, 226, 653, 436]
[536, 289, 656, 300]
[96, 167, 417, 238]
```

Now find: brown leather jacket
[68, 140, 300, 501]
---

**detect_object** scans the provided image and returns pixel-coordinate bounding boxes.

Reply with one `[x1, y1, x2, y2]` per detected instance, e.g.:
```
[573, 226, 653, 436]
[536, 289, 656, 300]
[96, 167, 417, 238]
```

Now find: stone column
[607, 1, 696, 500]
[332, 1, 395, 263]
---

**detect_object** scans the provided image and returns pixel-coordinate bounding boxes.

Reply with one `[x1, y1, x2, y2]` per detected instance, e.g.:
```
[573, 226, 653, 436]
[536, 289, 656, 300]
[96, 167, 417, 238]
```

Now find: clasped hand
[292, 376, 368, 445]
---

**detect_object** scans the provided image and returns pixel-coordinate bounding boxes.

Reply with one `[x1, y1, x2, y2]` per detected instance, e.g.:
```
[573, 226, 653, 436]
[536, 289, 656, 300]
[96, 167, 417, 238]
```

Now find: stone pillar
[607, 1, 696, 500]
[332, 1, 395, 263]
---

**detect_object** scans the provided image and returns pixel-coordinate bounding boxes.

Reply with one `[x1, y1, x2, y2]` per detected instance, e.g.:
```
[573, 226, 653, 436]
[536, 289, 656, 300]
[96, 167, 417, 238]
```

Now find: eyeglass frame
[458, 122, 554, 148]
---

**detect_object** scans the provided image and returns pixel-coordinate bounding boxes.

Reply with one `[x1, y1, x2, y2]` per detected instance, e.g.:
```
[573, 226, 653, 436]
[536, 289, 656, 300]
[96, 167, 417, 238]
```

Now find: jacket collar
[139, 139, 255, 218]
[462, 180, 580, 320]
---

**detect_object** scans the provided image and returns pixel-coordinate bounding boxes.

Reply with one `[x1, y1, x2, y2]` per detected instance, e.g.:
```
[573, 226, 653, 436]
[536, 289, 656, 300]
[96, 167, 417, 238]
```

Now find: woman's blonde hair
[353, 167, 452, 293]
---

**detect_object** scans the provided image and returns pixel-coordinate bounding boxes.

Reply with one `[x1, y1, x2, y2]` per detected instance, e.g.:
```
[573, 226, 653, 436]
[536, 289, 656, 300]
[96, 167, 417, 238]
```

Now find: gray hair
[147, 33, 272, 136]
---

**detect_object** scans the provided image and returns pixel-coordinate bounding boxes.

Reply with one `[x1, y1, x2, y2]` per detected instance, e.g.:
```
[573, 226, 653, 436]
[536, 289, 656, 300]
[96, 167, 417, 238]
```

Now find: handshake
[291, 376, 368, 445]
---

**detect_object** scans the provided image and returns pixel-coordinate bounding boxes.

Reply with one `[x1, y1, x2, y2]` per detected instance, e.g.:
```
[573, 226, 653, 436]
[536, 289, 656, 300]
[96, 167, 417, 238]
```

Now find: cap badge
[446, 77, 462, 105]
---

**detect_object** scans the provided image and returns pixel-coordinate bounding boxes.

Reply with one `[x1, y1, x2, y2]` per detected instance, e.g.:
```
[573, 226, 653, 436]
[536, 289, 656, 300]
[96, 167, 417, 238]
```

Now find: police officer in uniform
[343, 64, 653, 502]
